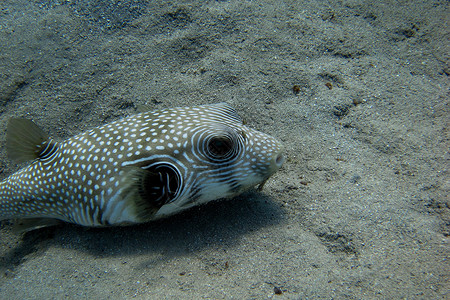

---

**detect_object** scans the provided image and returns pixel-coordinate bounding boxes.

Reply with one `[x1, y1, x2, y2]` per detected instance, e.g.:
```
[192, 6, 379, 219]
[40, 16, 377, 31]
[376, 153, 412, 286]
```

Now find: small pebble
[274, 286, 283, 295]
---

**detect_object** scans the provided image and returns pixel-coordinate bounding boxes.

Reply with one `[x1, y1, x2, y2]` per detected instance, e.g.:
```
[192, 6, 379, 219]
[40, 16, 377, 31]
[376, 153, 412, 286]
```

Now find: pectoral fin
[120, 165, 181, 221]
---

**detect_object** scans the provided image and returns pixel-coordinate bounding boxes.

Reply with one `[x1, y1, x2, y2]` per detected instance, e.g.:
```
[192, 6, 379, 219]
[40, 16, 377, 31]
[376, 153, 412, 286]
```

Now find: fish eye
[207, 136, 234, 159]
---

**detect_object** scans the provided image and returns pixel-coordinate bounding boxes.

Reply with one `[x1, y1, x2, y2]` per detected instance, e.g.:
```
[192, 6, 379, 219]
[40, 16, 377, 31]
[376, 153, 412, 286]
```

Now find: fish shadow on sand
[0, 191, 284, 273]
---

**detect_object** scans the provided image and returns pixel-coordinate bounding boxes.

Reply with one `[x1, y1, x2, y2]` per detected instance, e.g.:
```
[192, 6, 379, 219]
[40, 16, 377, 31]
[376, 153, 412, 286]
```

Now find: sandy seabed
[0, 0, 448, 299]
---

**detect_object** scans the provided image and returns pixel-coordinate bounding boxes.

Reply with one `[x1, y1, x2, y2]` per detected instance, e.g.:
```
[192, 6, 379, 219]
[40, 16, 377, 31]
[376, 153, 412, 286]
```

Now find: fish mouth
[256, 152, 285, 191]
[274, 153, 285, 168]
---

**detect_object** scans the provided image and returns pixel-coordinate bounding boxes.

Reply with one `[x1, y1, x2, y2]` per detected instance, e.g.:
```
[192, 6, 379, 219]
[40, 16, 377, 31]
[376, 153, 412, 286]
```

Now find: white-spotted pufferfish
[0, 103, 284, 231]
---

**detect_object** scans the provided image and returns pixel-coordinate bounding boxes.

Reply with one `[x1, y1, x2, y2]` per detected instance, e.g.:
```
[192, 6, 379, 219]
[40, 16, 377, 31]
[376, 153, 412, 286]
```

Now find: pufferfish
[0, 103, 284, 232]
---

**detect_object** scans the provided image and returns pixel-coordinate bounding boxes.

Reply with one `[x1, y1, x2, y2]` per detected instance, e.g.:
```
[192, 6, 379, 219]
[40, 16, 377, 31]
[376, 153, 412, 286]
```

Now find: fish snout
[269, 147, 285, 173]
[274, 152, 285, 169]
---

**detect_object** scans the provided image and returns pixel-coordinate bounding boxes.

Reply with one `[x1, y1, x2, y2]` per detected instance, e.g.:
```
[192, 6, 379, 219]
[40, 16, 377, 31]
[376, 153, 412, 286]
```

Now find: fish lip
[275, 153, 285, 168]
[257, 152, 284, 191]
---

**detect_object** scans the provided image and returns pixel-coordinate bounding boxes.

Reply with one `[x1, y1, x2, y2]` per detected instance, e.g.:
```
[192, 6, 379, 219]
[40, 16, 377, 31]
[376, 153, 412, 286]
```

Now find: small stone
[274, 286, 283, 295]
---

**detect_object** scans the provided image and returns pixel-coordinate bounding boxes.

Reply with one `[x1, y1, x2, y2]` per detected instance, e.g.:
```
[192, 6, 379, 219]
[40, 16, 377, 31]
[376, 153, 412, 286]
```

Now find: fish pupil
[207, 136, 234, 158]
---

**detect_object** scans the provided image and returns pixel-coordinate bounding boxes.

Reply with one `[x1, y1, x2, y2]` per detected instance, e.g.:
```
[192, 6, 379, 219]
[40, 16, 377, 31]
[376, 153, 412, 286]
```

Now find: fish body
[0, 103, 284, 230]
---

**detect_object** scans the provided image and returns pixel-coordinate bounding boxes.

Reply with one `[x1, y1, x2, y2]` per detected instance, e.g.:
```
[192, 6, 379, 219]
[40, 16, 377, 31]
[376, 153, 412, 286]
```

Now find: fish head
[139, 103, 284, 217]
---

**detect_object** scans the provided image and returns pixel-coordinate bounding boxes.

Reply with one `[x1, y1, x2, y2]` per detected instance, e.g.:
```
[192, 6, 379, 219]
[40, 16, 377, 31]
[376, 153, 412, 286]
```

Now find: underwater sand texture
[0, 0, 448, 298]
